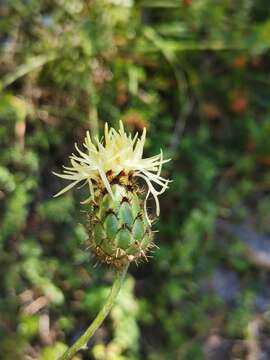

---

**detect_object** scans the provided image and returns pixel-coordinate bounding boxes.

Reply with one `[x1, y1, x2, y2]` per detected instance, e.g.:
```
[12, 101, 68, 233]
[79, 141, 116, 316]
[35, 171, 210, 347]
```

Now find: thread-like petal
[53, 121, 170, 219]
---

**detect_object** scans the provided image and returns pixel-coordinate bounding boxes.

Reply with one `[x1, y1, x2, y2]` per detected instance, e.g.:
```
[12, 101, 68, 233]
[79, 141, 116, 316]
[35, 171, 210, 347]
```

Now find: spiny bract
[88, 175, 154, 269]
[53, 121, 170, 269]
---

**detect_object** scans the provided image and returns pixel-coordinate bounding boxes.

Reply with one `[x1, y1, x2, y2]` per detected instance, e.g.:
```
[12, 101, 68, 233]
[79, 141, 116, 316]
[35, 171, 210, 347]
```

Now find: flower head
[53, 121, 170, 223]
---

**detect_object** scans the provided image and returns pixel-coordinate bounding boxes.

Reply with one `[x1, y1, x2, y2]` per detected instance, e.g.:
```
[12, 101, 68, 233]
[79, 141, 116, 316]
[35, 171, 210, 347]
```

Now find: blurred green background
[1, 0, 270, 359]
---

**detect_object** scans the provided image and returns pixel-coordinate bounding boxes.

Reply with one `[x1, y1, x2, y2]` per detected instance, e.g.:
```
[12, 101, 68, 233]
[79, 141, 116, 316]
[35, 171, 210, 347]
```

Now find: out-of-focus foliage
[1, 0, 270, 359]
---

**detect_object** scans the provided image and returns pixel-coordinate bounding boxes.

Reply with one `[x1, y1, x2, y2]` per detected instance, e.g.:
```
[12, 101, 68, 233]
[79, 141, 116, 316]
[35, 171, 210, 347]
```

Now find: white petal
[53, 179, 82, 197]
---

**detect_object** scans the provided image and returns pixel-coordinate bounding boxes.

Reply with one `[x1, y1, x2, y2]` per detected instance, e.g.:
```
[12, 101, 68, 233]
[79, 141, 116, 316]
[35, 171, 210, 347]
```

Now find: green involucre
[87, 184, 153, 269]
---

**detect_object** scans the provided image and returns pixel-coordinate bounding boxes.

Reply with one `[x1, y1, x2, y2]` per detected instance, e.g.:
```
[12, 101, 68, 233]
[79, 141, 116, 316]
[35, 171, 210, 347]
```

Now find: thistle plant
[53, 122, 170, 359]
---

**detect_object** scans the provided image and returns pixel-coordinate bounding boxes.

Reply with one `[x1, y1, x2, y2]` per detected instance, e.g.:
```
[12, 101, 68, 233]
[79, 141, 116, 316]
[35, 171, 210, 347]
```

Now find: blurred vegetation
[1, 0, 270, 359]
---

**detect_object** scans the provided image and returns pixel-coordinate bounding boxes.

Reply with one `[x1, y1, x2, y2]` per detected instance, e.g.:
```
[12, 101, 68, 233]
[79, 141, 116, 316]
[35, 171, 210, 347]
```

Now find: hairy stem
[58, 264, 129, 360]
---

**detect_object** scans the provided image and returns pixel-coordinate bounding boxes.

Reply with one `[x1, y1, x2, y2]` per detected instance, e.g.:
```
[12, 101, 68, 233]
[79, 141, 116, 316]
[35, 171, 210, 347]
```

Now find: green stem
[58, 264, 129, 360]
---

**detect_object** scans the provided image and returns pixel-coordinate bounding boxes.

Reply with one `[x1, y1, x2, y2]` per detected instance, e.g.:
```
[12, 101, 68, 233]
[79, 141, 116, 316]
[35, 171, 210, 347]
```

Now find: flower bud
[88, 176, 153, 269]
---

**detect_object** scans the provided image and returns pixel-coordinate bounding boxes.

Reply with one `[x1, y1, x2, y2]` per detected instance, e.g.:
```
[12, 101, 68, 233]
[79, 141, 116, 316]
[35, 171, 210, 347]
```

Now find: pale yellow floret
[53, 121, 170, 223]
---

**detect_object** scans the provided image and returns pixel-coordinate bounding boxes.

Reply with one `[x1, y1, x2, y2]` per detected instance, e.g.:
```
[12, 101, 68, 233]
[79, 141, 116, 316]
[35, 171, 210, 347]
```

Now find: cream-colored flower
[53, 121, 170, 222]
